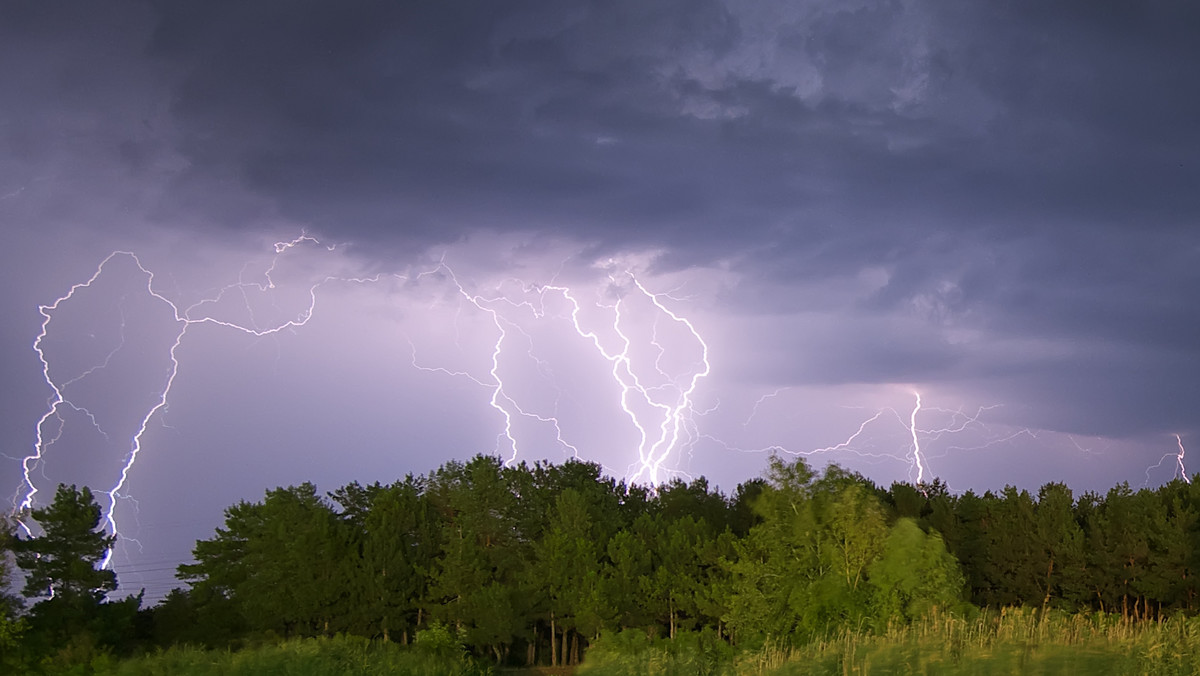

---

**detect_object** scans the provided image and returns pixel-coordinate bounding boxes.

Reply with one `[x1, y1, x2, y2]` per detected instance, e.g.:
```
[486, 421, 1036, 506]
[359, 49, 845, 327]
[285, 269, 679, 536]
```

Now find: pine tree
[0, 516, 24, 618]
[13, 484, 116, 604]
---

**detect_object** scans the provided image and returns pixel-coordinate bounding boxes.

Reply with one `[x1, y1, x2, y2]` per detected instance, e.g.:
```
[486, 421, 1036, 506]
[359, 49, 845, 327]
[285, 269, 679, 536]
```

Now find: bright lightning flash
[11, 236, 713, 571]
[1177, 434, 1190, 484]
[15, 234, 1189, 582]
[708, 388, 1034, 489]
[410, 262, 710, 484]
[1144, 434, 1191, 486]
[14, 235, 390, 566]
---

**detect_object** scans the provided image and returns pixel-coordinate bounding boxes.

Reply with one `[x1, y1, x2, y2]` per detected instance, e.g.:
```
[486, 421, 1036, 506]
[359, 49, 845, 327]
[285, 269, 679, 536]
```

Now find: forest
[5, 453, 1200, 674]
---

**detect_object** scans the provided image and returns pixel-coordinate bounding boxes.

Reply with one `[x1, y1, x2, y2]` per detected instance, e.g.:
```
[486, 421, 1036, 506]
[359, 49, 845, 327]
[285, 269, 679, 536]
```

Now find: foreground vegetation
[583, 609, 1200, 675]
[82, 632, 493, 676]
[37, 610, 1200, 676]
[7, 452, 1200, 673]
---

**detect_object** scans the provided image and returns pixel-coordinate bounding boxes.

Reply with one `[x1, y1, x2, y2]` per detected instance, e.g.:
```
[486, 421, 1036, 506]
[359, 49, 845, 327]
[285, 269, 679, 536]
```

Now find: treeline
[5, 454, 1200, 671]
[901, 479, 1200, 617]
[162, 456, 1200, 664]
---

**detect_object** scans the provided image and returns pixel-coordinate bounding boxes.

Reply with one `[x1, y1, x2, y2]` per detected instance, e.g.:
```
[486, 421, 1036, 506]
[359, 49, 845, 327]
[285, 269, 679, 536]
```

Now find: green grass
[579, 609, 1200, 676]
[33, 610, 1200, 676]
[80, 635, 494, 676]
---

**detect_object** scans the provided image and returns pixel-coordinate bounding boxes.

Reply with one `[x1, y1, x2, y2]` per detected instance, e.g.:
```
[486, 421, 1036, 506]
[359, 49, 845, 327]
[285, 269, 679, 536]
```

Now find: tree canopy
[12, 454, 1200, 670]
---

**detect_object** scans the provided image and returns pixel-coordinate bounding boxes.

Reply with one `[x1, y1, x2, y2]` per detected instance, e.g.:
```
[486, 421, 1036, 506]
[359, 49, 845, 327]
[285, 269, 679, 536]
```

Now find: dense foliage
[166, 455, 1200, 665]
[7, 455, 1200, 673]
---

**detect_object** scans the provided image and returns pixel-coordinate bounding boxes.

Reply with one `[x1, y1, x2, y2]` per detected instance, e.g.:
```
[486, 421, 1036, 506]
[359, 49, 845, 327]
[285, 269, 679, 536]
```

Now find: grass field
[579, 609, 1200, 676]
[43, 609, 1200, 675]
[77, 635, 494, 676]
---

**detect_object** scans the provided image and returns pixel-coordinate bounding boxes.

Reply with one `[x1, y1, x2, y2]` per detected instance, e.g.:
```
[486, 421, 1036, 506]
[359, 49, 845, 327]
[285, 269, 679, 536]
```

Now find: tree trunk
[550, 614, 557, 667]
[561, 627, 569, 666]
[1042, 557, 1054, 610]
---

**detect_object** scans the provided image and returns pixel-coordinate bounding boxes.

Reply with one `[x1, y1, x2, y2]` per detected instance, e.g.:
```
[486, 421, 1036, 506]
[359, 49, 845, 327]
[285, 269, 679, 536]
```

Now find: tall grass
[579, 609, 1200, 676]
[578, 628, 734, 676]
[39, 611, 1200, 675]
[87, 635, 494, 676]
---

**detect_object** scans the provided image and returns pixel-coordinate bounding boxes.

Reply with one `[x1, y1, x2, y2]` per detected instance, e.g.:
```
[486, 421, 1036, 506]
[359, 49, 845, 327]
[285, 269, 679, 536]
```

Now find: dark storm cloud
[9, 1, 1200, 238]
[11, 0, 1200, 605]
[4, 0, 1200, 439]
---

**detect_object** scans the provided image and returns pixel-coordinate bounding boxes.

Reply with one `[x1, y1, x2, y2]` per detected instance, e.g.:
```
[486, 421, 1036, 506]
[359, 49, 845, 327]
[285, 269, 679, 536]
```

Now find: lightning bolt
[743, 388, 790, 427]
[711, 389, 1032, 491]
[907, 391, 925, 485]
[413, 263, 573, 467]
[410, 263, 711, 484]
[1144, 434, 1191, 486]
[533, 273, 710, 483]
[1176, 434, 1190, 484]
[14, 236, 716, 571]
[29, 233, 1183, 580]
[15, 235, 386, 567]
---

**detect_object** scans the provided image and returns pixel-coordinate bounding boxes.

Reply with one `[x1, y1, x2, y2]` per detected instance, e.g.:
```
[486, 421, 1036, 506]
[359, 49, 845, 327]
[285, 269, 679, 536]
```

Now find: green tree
[976, 487, 1040, 606]
[1085, 484, 1153, 618]
[1032, 482, 1087, 609]
[725, 458, 856, 643]
[1146, 481, 1200, 612]
[428, 455, 529, 662]
[181, 483, 349, 637]
[0, 515, 23, 619]
[642, 514, 706, 640]
[601, 525, 654, 632]
[728, 478, 766, 537]
[724, 458, 901, 644]
[12, 485, 123, 662]
[13, 484, 116, 605]
[532, 488, 601, 665]
[822, 476, 888, 602]
[335, 477, 440, 642]
[0, 516, 27, 673]
[657, 477, 734, 533]
[868, 518, 965, 624]
[147, 587, 237, 648]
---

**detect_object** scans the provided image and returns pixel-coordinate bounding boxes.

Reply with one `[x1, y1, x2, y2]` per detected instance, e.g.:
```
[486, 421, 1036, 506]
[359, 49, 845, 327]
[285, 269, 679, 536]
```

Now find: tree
[334, 477, 440, 642]
[868, 518, 965, 624]
[642, 514, 709, 639]
[0, 515, 23, 619]
[428, 456, 529, 662]
[601, 525, 654, 632]
[11, 485, 121, 660]
[532, 488, 601, 665]
[975, 487, 1040, 606]
[13, 484, 116, 605]
[1032, 482, 1087, 609]
[1085, 484, 1153, 618]
[724, 456, 820, 643]
[724, 457, 891, 644]
[181, 483, 350, 637]
[0, 516, 26, 673]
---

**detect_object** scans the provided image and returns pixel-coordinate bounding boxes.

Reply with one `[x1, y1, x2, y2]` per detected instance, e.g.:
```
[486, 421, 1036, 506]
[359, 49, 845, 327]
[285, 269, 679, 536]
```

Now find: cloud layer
[3, 0, 1200, 599]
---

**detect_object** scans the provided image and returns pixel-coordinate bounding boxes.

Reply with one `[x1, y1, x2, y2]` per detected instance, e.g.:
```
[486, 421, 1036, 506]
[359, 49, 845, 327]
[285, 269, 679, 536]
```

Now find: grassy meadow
[578, 609, 1200, 676]
[47, 608, 1200, 676]
[63, 634, 493, 676]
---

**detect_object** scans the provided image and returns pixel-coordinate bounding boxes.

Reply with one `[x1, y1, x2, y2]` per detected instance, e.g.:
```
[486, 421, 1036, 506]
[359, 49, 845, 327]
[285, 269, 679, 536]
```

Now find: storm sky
[3, 1, 1200, 601]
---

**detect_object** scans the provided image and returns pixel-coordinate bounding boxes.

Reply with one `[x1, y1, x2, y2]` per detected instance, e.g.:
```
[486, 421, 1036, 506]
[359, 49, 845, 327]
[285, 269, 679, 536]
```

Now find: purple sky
[3, 1, 1200, 601]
